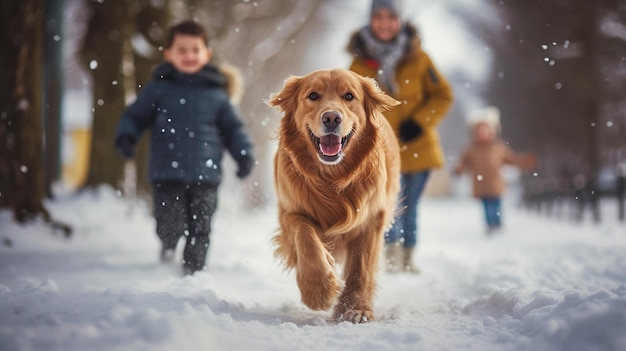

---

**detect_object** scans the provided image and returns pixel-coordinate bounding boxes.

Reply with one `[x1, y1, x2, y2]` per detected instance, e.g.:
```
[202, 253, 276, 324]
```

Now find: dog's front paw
[333, 303, 374, 323]
[297, 270, 341, 311]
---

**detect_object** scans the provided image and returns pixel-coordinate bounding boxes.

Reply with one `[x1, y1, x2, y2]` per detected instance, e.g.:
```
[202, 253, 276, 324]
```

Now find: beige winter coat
[455, 141, 530, 198]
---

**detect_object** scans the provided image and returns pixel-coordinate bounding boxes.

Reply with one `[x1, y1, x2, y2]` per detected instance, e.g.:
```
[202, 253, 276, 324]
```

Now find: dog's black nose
[322, 111, 342, 129]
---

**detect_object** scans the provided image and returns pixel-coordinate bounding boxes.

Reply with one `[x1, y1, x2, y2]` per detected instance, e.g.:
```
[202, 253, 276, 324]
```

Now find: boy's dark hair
[165, 20, 209, 48]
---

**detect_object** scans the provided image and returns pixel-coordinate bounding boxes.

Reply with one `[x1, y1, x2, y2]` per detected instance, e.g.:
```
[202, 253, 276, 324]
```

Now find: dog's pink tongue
[319, 135, 342, 156]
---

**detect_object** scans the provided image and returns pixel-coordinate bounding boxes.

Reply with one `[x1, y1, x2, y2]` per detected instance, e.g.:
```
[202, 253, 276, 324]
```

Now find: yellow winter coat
[347, 24, 453, 173]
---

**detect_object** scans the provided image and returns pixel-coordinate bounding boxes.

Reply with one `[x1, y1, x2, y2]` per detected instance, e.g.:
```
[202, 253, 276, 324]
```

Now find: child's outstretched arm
[518, 153, 538, 170]
[453, 149, 470, 176]
[453, 164, 463, 176]
[217, 102, 255, 179]
[113, 84, 158, 159]
[503, 144, 537, 171]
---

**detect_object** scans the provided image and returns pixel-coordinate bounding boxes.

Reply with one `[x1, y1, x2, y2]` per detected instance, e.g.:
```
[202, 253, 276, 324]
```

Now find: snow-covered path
[1, 188, 625, 351]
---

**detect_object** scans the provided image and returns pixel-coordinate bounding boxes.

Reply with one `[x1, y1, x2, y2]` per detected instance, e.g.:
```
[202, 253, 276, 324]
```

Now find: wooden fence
[522, 176, 625, 222]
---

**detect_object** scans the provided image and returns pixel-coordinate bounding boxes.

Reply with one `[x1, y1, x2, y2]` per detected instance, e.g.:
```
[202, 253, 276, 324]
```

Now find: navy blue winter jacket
[114, 63, 254, 185]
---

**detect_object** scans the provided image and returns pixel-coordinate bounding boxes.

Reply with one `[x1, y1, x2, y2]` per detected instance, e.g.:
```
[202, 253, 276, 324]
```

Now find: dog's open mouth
[309, 128, 352, 164]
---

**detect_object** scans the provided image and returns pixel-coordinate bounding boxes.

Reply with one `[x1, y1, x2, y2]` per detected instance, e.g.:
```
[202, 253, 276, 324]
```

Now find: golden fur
[268, 69, 400, 323]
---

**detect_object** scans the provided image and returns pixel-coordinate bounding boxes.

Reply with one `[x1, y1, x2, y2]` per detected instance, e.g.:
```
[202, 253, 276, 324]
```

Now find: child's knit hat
[467, 106, 501, 133]
[370, 0, 402, 18]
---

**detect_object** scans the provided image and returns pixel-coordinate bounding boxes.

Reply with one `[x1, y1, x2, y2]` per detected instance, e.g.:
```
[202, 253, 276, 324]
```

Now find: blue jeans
[481, 197, 502, 228]
[385, 171, 431, 248]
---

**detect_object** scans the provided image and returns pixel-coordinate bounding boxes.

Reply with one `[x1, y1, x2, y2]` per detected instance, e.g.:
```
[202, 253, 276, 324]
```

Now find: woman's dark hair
[165, 20, 209, 48]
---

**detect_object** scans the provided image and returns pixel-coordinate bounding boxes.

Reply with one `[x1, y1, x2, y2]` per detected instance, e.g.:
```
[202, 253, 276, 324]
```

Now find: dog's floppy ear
[360, 76, 400, 118]
[268, 75, 303, 114]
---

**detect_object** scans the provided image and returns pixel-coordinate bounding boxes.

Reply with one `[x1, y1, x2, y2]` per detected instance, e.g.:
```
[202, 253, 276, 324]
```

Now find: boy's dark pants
[152, 182, 218, 272]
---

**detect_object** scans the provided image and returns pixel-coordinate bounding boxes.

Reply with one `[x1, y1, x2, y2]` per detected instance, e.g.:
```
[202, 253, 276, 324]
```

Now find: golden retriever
[268, 69, 400, 323]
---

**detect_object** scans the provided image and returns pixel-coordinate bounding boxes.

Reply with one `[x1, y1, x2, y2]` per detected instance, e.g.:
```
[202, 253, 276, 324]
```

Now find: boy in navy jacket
[114, 21, 254, 275]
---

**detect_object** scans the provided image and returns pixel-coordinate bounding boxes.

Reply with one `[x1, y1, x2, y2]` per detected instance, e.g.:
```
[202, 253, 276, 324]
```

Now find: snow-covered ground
[1, 186, 625, 351]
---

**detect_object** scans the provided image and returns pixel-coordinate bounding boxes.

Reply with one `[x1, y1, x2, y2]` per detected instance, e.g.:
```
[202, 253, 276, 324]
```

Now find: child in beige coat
[454, 106, 536, 234]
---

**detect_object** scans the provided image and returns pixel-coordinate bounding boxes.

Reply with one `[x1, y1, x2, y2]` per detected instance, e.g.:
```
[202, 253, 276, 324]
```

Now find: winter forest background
[1, 1, 626, 350]
[2, 0, 626, 225]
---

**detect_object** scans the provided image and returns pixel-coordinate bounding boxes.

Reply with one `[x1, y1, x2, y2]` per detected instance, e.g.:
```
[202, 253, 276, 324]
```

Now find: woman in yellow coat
[347, 0, 453, 273]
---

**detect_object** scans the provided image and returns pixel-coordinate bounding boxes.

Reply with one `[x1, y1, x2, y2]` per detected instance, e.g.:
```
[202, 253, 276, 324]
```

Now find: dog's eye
[344, 93, 354, 101]
[308, 92, 319, 101]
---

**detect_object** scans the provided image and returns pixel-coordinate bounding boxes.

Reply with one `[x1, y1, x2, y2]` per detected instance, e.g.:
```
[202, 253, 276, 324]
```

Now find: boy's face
[164, 34, 212, 74]
[370, 8, 401, 42]
[473, 122, 496, 144]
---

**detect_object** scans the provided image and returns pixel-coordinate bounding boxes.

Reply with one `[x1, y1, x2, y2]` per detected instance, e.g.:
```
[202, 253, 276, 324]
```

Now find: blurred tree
[0, 1, 71, 235]
[595, 1, 626, 169]
[81, 0, 133, 190]
[188, 0, 323, 208]
[463, 0, 626, 221]
[130, 0, 172, 196]
[80, 0, 171, 197]
[78, 0, 347, 209]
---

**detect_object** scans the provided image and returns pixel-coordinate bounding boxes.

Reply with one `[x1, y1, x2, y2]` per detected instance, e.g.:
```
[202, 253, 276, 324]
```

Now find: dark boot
[182, 235, 209, 274]
[160, 246, 175, 263]
[153, 182, 186, 263]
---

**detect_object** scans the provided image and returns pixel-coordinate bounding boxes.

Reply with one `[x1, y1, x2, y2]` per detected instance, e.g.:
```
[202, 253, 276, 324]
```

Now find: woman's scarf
[358, 25, 408, 95]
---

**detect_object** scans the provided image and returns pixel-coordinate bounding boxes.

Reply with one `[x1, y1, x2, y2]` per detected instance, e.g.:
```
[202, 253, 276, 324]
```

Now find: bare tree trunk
[579, 0, 602, 222]
[81, 0, 134, 190]
[0, 1, 71, 235]
[131, 0, 171, 197]
[43, 0, 64, 199]
[208, 0, 322, 209]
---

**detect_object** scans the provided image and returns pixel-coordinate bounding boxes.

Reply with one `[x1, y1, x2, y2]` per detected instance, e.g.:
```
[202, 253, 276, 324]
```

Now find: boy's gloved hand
[115, 135, 136, 159]
[236, 154, 254, 178]
[398, 119, 423, 143]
